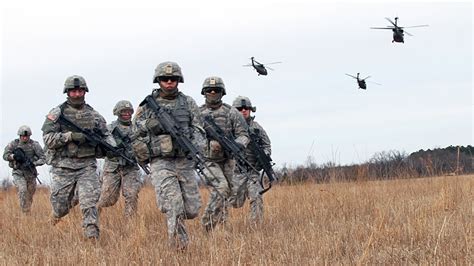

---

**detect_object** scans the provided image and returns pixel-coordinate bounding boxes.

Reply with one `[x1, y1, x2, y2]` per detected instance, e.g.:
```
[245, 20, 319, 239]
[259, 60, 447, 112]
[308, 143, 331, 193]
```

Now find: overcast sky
[1, 1, 472, 181]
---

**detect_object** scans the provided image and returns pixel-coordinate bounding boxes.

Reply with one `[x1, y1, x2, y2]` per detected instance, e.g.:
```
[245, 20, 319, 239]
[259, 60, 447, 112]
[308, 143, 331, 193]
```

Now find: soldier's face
[67, 88, 86, 98]
[237, 107, 251, 119]
[19, 135, 30, 142]
[120, 109, 133, 121]
[158, 76, 179, 91]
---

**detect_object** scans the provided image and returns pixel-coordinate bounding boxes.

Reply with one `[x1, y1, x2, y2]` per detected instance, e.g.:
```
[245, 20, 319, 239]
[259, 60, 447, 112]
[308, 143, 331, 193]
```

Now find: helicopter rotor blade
[385, 17, 397, 27]
[242, 64, 252, 67]
[370, 27, 394, 30]
[367, 80, 382, 85]
[263, 61, 282, 65]
[362, 76, 371, 80]
[404, 30, 413, 36]
[345, 73, 357, 79]
[266, 66, 275, 71]
[403, 24, 429, 28]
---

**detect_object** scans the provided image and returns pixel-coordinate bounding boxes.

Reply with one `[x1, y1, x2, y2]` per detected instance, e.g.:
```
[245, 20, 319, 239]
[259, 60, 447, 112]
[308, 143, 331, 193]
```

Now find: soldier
[231, 96, 272, 223]
[199, 76, 249, 232]
[97, 100, 142, 217]
[3, 125, 45, 213]
[41, 75, 114, 240]
[132, 61, 204, 250]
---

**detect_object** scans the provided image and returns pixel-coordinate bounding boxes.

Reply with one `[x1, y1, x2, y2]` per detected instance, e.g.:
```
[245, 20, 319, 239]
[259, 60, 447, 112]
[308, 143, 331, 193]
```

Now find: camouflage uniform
[231, 96, 272, 223]
[2, 126, 45, 213]
[97, 101, 142, 217]
[41, 75, 114, 239]
[199, 77, 249, 231]
[132, 62, 203, 249]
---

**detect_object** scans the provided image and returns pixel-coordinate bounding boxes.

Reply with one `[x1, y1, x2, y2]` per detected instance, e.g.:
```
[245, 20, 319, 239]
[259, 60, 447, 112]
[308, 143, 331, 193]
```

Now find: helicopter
[371, 17, 429, 43]
[243, 57, 282, 76]
[345, 73, 381, 90]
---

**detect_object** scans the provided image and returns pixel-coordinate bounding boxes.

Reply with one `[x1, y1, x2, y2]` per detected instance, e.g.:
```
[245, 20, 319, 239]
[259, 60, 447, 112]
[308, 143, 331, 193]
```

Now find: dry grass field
[0, 175, 472, 265]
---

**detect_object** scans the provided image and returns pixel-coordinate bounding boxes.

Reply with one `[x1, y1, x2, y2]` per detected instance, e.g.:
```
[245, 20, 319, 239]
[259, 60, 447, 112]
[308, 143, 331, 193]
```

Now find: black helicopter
[243, 57, 282, 76]
[371, 17, 428, 43]
[345, 73, 381, 90]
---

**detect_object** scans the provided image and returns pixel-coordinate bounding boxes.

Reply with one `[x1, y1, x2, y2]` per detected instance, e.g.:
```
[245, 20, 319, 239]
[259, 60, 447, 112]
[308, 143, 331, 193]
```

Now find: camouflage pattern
[17, 125, 32, 136]
[113, 100, 134, 116]
[63, 75, 88, 93]
[97, 120, 141, 217]
[42, 100, 113, 239]
[3, 138, 45, 213]
[153, 61, 184, 83]
[232, 96, 256, 112]
[201, 76, 227, 95]
[133, 87, 205, 249]
[231, 118, 271, 223]
[199, 102, 249, 231]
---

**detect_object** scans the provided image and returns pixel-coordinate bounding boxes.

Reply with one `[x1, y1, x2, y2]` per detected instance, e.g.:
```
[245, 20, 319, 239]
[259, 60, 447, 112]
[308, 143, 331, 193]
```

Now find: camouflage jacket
[200, 103, 250, 162]
[103, 120, 139, 172]
[3, 138, 45, 175]
[133, 89, 206, 159]
[41, 102, 114, 169]
[243, 117, 272, 170]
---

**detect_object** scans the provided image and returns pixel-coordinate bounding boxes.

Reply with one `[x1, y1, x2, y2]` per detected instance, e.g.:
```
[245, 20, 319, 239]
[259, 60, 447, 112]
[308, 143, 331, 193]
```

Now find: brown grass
[1, 175, 472, 264]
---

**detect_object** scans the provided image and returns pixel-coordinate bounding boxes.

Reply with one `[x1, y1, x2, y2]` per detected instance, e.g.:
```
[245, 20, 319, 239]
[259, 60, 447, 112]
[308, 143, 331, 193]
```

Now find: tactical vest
[149, 91, 191, 158]
[200, 103, 233, 137]
[9, 139, 37, 169]
[59, 103, 97, 158]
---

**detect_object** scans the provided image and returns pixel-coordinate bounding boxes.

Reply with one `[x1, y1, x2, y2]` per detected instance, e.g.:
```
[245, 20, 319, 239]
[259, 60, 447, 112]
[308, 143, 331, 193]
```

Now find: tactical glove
[146, 118, 162, 135]
[71, 132, 86, 144]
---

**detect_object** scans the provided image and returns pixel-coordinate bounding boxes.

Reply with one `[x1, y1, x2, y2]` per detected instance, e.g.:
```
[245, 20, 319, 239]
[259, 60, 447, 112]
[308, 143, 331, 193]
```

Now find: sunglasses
[236, 107, 251, 111]
[158, 76, 180, 82]
[203, 87, 223, 94]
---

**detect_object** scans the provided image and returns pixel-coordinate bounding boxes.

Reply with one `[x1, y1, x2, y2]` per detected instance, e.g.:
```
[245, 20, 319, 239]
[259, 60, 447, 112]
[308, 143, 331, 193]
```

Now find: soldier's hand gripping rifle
[57, 112, 140, 171]
[12, 148, 42, 184]
[202, 115, 259, 179]
[111, 127, 151, 175]
[139, 95, 217, 181]
[248, 130, 278, 194]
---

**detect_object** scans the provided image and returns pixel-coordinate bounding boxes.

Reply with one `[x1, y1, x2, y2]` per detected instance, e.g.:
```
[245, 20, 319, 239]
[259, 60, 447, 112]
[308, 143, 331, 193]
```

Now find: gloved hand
[71, 132, 86, 144]
[106, 150, 117, 159]
[146, 118, 162, 135]
[236, 142, 246, 152]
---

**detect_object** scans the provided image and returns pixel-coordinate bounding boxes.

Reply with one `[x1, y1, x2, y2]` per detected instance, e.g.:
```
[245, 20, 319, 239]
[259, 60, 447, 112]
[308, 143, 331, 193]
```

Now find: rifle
[12, 147, 42, 184]
[111, 127, 151, 175]
[202, 115, 259, 177]
[248, 129, 278, 194]
[139, 95, 219, 185]
[57, 111, 139, 172]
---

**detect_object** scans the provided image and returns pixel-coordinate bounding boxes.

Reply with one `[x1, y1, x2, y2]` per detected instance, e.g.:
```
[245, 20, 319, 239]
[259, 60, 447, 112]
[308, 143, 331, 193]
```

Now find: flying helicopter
[243, 57, 282, 76]
[345, 73, 381, 90]
[371, 17, 429, 43]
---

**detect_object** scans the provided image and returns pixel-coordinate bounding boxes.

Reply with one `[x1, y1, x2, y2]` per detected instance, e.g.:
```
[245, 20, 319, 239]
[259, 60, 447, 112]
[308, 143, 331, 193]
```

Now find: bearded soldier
[199, 76, 249, 232]
[97, 100, 142, 217]
[3, 125, 45, 213]
[42, 75, 114, 240]
[133, 61, 204, 250]
[231, 96, 272, 223]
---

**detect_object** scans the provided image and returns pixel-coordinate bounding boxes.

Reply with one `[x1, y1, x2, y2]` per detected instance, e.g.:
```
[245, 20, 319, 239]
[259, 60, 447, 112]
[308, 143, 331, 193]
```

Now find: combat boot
[84, 225, 100, 240]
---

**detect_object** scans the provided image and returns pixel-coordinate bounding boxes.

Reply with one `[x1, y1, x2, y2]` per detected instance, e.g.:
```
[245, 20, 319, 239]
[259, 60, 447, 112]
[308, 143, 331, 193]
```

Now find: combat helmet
[232, 96, 256, 112]
[113, 100, 134, 116]
[17, 125, 32, 136]
[153, 61, 184, 83]
[201, 76, 226, 95]
[63, 75, 88, 93]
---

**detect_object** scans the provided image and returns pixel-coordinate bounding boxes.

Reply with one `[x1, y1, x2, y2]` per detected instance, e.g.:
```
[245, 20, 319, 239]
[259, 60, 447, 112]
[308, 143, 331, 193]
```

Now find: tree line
[278, 145, 474, 184]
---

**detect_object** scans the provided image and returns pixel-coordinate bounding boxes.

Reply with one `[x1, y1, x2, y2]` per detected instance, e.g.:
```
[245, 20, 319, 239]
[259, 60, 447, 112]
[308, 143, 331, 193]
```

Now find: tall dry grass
[0, 175, 472, 264]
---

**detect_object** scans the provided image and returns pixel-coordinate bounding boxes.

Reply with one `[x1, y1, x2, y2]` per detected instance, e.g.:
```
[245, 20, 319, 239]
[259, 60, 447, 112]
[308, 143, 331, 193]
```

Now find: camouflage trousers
[201, 159, 235, 231]
[231, 171, 264, 223]
[97, 166, 141, 217]
[150, 157, 201, 249]
[12, 172, 37, 213]
[50, 164, 101, 238]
